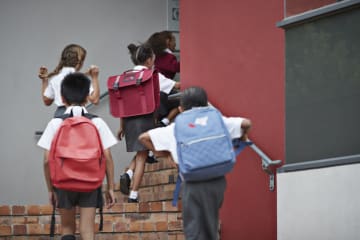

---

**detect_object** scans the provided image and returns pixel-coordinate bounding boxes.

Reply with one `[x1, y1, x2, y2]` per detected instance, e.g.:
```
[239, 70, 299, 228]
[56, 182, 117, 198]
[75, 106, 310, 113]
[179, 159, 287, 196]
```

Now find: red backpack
[48, 112, 105, 192]
[107, 68, 160, 118]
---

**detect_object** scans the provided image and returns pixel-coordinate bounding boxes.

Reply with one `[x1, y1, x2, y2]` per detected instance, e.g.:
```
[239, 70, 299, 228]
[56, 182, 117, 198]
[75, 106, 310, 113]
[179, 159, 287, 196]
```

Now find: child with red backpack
[37, 72, 117, 240]
[117, 43, 180, 203]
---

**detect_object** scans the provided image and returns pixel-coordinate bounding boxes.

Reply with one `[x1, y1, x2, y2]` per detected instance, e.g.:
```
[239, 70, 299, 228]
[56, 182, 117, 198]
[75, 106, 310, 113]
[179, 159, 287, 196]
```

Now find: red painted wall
[180, 1, 284, 239]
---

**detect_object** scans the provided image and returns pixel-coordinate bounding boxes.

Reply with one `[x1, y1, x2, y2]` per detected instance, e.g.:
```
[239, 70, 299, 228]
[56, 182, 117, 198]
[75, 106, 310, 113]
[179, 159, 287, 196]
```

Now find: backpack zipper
[183, 134, 226, 146]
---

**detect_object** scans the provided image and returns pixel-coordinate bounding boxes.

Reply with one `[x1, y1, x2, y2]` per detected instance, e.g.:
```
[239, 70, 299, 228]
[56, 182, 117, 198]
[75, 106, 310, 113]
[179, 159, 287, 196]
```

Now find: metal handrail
[249, 143, 282, 172]
[247, 142, 282, 191]
[86, 91, 109, 109]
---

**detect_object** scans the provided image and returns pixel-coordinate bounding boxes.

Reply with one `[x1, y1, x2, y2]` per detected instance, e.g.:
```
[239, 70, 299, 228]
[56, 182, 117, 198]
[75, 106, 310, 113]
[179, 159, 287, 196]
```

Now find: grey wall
[277, 164, 360, 240]
[0, 0, 168, 204]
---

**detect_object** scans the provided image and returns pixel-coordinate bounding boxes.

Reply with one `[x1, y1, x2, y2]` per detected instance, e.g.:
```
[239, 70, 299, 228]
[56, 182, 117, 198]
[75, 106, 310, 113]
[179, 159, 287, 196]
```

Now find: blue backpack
[174, 106, 236, 182]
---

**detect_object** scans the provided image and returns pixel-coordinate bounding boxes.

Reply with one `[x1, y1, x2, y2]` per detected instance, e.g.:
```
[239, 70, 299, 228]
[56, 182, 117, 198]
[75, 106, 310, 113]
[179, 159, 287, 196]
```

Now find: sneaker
[146, 155, 158, 164]
[128, 198, 139, 203]
[120, 173, 131, 195]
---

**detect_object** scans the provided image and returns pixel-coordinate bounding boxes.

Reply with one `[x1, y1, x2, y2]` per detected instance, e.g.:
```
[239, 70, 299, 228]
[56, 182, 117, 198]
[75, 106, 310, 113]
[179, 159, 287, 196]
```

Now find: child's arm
[38, 66, 54, 106]
[138, 132, 155, 150]
[174, 82, 181, 90]
[43, 150, 57, 206]
[86, 65, 100, 105]
[103, 148, 115, 208]
[117, 118, 125, 140]
[240, 118, 252, 141]
[158, 73, 177, 94]
[139, 132, 177, 168]
[138, 132, 170, 158]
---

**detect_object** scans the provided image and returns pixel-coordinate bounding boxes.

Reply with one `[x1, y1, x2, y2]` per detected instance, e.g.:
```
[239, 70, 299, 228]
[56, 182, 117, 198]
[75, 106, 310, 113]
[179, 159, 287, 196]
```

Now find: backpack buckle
[113, 75, 121, 90]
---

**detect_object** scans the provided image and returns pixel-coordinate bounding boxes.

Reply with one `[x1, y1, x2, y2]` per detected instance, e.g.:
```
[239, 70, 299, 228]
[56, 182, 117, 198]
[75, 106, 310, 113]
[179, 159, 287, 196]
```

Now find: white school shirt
[133, 65, 175, 94]
[37, 106, 117, 151]
[43, 67, 94, 106]
[164, 48, 174, 54]
[148, 111, 245, 163]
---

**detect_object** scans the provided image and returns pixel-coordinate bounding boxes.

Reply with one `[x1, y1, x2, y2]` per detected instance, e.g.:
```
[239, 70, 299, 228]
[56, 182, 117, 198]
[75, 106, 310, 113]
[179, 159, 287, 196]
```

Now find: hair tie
[135, 46, 141, 62]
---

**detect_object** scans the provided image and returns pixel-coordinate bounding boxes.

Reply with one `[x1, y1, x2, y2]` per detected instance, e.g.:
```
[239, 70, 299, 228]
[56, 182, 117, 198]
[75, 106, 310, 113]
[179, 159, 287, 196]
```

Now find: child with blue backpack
[139, 86, 251, 240]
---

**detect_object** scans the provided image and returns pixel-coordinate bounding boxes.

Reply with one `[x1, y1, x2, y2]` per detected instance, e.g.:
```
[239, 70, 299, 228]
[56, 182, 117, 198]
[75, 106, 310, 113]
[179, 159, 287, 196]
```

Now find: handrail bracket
[249, 142, 282, 191]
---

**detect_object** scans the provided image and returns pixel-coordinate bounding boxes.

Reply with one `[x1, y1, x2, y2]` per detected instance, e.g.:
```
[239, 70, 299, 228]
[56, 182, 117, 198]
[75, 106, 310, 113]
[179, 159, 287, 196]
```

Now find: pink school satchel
[107, 68, 160, 118]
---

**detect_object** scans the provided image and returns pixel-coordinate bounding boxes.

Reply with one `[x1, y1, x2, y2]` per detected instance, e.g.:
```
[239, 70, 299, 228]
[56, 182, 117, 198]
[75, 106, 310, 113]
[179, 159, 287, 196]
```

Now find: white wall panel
[278, 164, 360, 240]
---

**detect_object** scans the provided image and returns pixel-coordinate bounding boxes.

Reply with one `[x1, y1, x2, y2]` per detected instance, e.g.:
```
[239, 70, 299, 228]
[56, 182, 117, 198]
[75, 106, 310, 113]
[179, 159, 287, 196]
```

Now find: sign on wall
[167, 0, 179, 32]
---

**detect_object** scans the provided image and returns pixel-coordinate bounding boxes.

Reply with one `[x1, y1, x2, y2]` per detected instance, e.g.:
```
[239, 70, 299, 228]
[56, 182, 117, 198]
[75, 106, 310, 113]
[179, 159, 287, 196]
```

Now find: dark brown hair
[180, 87, 208, 110]
[127, 43, 154, 65]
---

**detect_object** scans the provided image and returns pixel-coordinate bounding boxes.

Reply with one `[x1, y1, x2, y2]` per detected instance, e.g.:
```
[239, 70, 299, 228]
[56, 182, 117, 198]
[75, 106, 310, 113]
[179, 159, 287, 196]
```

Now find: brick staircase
[0, 157, 184, 239]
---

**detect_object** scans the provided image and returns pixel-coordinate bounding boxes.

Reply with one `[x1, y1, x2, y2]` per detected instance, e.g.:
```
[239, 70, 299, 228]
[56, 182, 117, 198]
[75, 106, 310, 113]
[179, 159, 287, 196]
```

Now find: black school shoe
[155, 121, 167, 128]
[120, 173, 131, 195]
[146, 155, 159, 164]
[128, 198, 139, 203]
[61, 235, 76, 240]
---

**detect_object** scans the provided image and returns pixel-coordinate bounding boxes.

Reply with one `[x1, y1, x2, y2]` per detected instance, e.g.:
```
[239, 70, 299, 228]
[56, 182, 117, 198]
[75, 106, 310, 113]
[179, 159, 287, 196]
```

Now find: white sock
[129, 190, 138, 199]
[126, 169, 134, 179]
[161, 118, 170, 125]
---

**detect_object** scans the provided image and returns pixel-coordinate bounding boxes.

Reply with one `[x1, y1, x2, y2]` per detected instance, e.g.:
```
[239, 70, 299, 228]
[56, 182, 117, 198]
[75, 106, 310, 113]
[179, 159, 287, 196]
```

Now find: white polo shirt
[37, 106, 117, 151]
[148, 112, 245, 163]
[133, 65, 175, 94]
[44, 67, 94, 106]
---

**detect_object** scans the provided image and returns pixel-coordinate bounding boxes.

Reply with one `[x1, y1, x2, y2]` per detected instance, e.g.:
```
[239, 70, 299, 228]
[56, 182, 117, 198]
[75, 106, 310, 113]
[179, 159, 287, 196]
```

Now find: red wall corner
[180, 0, 285, 239]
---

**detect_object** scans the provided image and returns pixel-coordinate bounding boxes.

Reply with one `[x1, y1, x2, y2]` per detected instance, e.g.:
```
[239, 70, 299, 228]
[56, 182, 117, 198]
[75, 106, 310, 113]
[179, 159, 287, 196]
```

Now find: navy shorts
[54, 188, 102, 209]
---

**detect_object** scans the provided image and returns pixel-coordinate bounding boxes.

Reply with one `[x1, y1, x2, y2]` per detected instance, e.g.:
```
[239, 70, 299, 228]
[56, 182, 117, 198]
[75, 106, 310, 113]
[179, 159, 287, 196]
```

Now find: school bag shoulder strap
[56, 109, 98, 120]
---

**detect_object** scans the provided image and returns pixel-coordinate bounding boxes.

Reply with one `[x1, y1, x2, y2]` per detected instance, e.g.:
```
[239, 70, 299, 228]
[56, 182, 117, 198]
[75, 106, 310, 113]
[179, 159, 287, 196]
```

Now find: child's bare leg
[167, 108, 179, 122]
[160, 108, 179, 126]
[128, 155, 136, 171]
[79, 207, 96, 240]
[132, 151, 147, 191]
[59, 208, 76, 237]
[128, 150, 147, 201]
